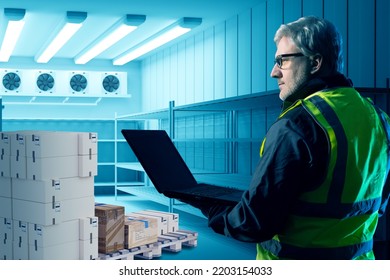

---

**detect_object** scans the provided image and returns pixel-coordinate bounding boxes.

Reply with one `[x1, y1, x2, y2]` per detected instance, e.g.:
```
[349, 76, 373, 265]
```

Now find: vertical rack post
[114, 112, 118, 199]
[0, 98, 3, 131]
[168, 100, 175, 212]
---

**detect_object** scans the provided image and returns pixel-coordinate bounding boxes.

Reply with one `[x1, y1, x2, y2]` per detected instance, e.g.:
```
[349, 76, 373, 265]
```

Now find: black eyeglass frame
[274, 53, 304, 69]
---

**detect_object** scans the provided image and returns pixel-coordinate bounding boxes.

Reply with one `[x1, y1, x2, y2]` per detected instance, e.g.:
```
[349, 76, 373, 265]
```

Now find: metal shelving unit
[112, 90, 280, 216]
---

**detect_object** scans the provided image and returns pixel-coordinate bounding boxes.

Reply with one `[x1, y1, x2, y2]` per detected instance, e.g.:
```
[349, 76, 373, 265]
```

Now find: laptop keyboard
[185, 184, 242, 197]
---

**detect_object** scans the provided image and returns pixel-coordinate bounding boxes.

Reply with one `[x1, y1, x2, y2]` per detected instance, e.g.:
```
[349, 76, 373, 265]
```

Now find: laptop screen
[121, 129, 198, 193]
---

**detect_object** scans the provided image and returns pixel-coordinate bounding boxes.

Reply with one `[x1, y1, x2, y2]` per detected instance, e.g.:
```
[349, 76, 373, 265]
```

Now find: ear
[310, 55, 322, 74]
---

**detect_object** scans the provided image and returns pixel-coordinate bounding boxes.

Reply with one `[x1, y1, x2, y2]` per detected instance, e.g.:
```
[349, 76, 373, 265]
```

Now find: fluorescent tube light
[75, 14, 146, 64]
[0, 8, 26, 62]
[113, 17, 202, 65]
[35, 11, 87, 63]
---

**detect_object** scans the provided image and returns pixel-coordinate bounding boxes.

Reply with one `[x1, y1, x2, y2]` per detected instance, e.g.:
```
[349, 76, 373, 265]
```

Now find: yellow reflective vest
[257, 88, 390, 259]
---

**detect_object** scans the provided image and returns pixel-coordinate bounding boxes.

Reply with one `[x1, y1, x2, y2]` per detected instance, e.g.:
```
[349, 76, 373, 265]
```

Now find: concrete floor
[94, 194, 256, 260]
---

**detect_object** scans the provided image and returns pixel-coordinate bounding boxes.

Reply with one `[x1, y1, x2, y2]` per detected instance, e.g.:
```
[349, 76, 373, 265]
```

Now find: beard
[280, 68, 312, 102]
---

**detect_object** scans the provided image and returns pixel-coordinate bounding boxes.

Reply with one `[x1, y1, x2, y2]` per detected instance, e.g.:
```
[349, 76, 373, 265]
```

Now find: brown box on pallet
[124, 215, 158, 249]
[95, 203, 125, 254]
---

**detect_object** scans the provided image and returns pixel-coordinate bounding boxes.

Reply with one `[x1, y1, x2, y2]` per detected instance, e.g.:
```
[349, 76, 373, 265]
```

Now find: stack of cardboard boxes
[94, 203, 180, 254]
[0, 130, 98, 259]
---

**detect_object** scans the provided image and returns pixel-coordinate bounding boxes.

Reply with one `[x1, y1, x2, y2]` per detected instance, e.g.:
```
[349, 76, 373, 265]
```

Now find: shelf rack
[112, 90, 280, 216]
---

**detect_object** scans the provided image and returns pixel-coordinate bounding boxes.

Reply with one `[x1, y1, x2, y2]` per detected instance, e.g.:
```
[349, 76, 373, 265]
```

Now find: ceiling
[0, 0, 261, 66]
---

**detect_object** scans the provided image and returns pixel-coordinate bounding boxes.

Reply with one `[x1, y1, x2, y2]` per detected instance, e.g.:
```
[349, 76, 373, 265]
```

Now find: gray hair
[274, 16, 344, 73]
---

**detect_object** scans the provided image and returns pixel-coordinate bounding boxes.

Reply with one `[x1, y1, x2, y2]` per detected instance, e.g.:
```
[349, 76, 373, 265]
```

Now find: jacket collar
[282, 73, 353, 111]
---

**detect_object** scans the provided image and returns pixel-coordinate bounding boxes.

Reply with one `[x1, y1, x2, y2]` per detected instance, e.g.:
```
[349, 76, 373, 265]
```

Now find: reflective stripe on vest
[293, 95, 383, 218]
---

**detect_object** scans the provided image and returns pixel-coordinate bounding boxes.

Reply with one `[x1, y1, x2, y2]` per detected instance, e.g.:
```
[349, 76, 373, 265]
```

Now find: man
[182, 16, 390, 259]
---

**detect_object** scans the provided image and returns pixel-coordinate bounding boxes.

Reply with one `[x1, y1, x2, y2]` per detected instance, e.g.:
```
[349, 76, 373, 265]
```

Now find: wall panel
[226, 16, 238, 98]
[214, 22, 226, 100]
[204, 27, 215, 101]
[177, 41, 186, 106]
[251, 2, 267, 93]
[139, 0, 387, 178]
[170, 45, 179, 107]
[303, 0, 323, 17]
[324, 0, 348, 75]
[141, 58, 150, 111]
[284, 0, 303, 23]
[238, 9, 252, 96]
[376, 0, 390, 87]
[266, 0, 283, 91]
[163, 49, 171, 107]
[348, 0, 375, 87]
[185, 37, 195, 104]
[148, 55, 158, 110]
[194, 32, 205, 103]
[156, 52, 165, 109]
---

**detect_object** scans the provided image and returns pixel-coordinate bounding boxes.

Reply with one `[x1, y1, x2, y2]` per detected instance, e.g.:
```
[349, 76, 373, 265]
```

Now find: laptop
[121, 129, 244, 206]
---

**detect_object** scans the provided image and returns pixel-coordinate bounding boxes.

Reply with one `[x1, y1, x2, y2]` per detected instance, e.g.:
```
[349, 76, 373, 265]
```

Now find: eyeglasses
[274, 53, 304, 69]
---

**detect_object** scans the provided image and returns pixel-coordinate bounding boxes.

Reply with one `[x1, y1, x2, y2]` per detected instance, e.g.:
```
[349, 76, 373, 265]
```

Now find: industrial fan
[102, 74, 120, 93]
[2, 72, 21, 91]
[36, 73, 55, 92]
[70, 73, 88, 92]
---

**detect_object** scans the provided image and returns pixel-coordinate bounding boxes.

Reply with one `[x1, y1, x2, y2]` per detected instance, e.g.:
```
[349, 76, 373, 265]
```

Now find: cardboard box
[0, 217, 13, 242]
[0, 177, 11, 197]
[26, 131, 97, 158]
[12, 177, 94, 203]
[13, 220, 29, 260]
[10, 132, 29, 157]
[124, 215, 158, 248]
[29, 240, 80, 260]
[0, 132, 11, 156]
[0, 217, 13, 259]
[10, 154, 27, 179]
[28, 219, 80, 248]
[131, 211, 168, 235]
[140, 210, 179, 233]
[0, 154, 10, 177]
[0, 239, 13, 259]
[79, 217, 99, 259]
[79, 216, 98, 241]
[0, 196, 12, 219]
[78, 154, 98, 177]
[79, 238, 98, 260]
[13, 196, 95, 226]
[78, 132, 98, 156]
[27, 131, 78, 158]
[26, 154, 97, 180]
[95, 203, 125, 254]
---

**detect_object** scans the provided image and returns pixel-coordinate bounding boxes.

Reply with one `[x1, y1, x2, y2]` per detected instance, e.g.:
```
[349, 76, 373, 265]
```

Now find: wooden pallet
[98, 230, 198, 260]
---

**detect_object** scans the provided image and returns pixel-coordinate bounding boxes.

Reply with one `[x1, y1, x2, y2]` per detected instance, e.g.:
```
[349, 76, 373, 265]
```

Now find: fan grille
[37, 73, 55, 92]
[2, 72, 21, 91]
[70, 74, 88, 92]
[102, 75, 120, 93]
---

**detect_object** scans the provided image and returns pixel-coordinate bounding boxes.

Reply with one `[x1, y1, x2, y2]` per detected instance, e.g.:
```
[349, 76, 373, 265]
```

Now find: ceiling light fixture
[75, 14, 146, 65]
[35, 11, 87, 63]
[113, 17, 202, 65]
[0, 8, 26, 62]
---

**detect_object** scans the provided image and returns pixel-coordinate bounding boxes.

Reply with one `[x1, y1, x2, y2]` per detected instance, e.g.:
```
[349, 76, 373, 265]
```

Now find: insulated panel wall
[214, 22, 226, 100]
[225, 16, 238, 98]
[140, 0, 389, 178]
[348, 0, 375, 87]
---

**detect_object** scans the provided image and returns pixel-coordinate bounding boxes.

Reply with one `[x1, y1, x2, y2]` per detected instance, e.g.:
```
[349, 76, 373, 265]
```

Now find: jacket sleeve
[202, 113, 328, 243]
[376, 107, 390, 216]
[379, 176, 390, 216]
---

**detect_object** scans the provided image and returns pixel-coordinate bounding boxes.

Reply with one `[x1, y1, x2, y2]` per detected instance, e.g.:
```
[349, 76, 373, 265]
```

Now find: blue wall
[140, 0, 390, 175]
[1, 0, 389, 189]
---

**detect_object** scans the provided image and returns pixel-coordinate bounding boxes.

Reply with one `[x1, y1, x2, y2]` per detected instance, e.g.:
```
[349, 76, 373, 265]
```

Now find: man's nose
[270, 64, 281, 78]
